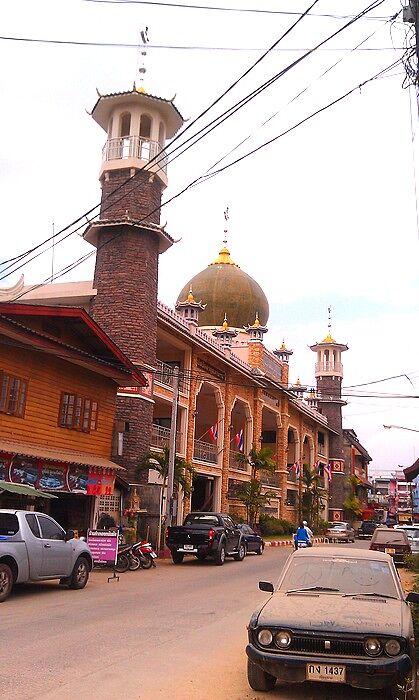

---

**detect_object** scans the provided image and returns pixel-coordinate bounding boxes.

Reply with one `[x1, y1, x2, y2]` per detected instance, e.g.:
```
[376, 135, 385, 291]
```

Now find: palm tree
[237, 479, 275, 525]
[301, 465, 326, 527]
[236, 445, 276, 480]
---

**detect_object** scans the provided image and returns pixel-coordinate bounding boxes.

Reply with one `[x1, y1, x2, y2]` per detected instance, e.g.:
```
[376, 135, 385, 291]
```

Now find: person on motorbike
[303, 520, 314, 547]
[294, 522, 310, 549]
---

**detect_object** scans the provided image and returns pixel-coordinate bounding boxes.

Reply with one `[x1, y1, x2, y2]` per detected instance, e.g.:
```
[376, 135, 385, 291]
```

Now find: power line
[0, 0, 321, 274]
[81, 0, 394, 22]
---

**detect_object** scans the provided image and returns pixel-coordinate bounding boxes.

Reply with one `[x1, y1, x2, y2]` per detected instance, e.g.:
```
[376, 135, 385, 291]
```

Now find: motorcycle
[115, 543, 141, 573]
[131, 539, 157, 569]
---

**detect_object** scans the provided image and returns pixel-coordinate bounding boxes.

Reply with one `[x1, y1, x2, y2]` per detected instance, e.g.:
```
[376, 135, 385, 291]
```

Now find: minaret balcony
[315, 361, 343, 375]
[100, 136, 168, 183]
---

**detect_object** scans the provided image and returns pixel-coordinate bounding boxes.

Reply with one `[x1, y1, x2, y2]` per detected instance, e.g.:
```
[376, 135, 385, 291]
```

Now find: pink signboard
[87, 529, 118, 566]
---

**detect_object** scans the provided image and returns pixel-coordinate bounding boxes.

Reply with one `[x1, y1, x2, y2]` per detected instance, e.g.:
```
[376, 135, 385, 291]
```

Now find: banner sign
[0, 453, 114, 495]
[87, 529, 118, 566]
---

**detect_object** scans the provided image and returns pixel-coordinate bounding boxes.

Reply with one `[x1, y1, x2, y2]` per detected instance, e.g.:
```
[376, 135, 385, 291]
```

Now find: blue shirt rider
[294, 522, 310, 549]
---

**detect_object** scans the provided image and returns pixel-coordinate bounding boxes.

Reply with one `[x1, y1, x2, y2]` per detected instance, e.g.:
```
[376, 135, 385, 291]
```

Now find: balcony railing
[193, 439, 218, 464]
[151, 424, 182, 453]
[315, 361, 343, 374]
[261, 472, 279, 487]
[155, 359, 188, 394]
[229, 450, 248, 471]
[102, 136, 168, 174]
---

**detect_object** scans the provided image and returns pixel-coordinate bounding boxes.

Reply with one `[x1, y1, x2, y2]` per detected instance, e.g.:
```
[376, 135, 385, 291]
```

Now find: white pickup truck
[0, 509, 93, 602]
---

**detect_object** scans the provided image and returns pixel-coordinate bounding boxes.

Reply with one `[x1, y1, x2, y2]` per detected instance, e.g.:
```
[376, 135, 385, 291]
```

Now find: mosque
[1, 79, 371, 538]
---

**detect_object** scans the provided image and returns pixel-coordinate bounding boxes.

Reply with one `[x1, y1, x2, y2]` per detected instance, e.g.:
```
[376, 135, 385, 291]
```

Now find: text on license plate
[183, 544, 195, 550]
[306, 664, 346, 683]
[385, 548, 396, 555]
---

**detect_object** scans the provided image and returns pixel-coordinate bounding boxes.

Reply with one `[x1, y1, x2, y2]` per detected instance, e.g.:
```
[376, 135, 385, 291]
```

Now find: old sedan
[325, 522, 355, 543]
[370, 527, 411, 564]
[246, 548, 417, 699]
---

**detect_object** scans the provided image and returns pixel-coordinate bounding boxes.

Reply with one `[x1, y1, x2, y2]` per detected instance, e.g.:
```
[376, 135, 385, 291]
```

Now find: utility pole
[165, 366, 180, 528]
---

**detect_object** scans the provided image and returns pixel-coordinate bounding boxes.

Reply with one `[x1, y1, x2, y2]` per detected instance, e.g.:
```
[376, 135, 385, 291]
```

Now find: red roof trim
[0, 303, 146, 386]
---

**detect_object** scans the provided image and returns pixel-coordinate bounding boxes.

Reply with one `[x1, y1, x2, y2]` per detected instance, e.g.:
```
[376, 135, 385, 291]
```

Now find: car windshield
[279, 556, 399, 598]
[373, 530, 407, 544]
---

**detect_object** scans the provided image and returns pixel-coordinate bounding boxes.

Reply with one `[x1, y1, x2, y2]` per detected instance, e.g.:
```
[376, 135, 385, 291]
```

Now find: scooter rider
[303, 520, 313, 547]
[294, 522, 310, 550]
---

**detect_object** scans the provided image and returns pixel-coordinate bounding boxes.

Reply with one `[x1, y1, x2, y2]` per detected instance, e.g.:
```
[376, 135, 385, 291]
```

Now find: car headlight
[275, 630, 292, 649]
[384, 639, 401, 656]
[364, 638, 382, 656]
[257, 629, 273, 646]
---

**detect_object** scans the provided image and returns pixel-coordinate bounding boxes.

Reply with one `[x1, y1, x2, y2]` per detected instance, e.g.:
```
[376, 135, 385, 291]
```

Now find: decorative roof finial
[135, 26, 149, 93]
[222, 313, 229, 330]
[223, 206, 229, 246]
[323, 304, 336, 343]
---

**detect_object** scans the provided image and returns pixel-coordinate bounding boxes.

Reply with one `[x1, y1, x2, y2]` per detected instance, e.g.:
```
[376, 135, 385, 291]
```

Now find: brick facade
[100, 169, 162, 226]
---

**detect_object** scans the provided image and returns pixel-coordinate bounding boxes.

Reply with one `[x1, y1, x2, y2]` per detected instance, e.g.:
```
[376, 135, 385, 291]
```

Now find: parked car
[237, 524, 265, 555]
[0, 510, 93, 602]
[246, 547, 418, 699]
[357, 521, 378, 539]
[166, 512, 246, 565]
[370, 527, 411, 564]
[395, 526, 419, 554]
[325, 522, 355, 543]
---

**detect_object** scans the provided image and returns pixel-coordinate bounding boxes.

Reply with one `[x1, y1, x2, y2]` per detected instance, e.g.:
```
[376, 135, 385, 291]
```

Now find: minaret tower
[310, 308, 348, 522]
[84, 51, 184, 478]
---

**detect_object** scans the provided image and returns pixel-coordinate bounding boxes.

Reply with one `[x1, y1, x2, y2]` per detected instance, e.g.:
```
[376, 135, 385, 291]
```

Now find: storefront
[0, 444, 123, 536]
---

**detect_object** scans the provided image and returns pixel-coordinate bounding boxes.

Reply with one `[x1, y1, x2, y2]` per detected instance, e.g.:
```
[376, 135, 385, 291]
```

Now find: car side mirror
[406, 592, 419, 604]
[259, 581, 274, 593]
[65, 529, 75, 542]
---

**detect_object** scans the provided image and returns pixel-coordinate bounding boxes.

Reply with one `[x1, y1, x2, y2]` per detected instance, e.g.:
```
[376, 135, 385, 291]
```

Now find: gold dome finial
[280, 339, 286, 350]
[253, 311, 260, 327]
[222, 313, 229, 330]
[209, 243, 239, 267]
[295, 377, 301, 386]
[186, 286, 195, 303]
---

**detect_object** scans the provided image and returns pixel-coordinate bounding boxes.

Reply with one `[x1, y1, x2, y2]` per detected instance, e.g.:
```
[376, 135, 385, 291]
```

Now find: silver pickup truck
[0, 509, 93, 602]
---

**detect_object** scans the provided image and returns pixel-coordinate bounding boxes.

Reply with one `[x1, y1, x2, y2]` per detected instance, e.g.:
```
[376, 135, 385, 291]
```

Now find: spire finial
[223, 206, 229, 246]
[135, 26, 149, 92]
[328, 304, 332, 335]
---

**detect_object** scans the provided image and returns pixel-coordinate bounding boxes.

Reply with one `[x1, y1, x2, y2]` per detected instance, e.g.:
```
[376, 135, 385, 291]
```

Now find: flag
[235, 428, 244, 452]
[294, 462, 300, 478]
[209, 423, 218, 442]
[325, 463, 332, 481]
[313, 460, 320, 474]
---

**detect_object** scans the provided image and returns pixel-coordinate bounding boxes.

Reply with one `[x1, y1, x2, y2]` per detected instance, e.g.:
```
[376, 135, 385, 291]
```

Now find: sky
[1, 0, 419, 473]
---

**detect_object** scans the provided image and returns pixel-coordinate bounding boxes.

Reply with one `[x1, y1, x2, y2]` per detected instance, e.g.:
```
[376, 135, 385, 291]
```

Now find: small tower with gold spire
[245, 312, 268, 343]
[310, 307, 348, 522]
[175, 287, 206, 326]
[212, 314, 238, 349]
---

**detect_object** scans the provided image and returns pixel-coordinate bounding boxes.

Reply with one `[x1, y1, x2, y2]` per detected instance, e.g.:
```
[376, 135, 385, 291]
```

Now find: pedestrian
[303, 520, 314, 547]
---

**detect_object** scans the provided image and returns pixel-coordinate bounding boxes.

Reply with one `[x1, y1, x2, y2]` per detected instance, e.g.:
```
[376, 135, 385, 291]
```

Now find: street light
[383, 424, 419, 434]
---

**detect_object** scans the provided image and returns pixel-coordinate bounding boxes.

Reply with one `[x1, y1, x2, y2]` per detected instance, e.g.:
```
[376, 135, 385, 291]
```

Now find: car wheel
[196, 553, 207, 561]
[234, 543, 246, 561]
[391, 672, 416, 699]
[247, 659, 276, 691]
[256, 543, 264, 555]
[171, 551, 184, 565]
[115, 553, 130, 573]
[0, 563, 13, 602]
[69, 557, 90, 589]
[214, 543, 226, 566]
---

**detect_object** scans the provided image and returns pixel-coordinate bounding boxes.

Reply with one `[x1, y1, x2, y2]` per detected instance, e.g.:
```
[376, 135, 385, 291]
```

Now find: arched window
[120, 113, 131, 137]
[158, 121, 165, 147]
[140, 114, 152, 139]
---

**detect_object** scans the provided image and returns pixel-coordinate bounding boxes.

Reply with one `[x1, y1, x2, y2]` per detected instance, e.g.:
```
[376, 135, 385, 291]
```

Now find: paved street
[1, 541, 392, 700]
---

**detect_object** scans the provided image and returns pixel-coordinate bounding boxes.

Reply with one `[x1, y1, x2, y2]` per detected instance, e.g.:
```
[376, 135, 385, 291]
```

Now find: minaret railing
[102, 136, 168, 173]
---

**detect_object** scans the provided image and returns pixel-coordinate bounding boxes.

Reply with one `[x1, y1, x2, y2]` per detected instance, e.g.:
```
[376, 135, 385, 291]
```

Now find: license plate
[150, 551, 157, 558]
[385, 547, 396, 555]
[183, 544, 194, 550]
[306, 664, 346, 683]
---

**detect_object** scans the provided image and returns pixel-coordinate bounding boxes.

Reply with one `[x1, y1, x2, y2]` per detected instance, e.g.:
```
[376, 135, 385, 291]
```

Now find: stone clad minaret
[84, 86, 183, 478]
[310, 320, 348, 522]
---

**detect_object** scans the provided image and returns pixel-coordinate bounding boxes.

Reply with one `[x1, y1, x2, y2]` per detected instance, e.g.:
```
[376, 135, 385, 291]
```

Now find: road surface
[1, 540, 391, 699]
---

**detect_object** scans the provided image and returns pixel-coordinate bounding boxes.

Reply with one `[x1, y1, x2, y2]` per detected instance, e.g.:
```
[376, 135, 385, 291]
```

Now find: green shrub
[259, 514, 284, 536]
[278, 518, 296, 535]
[313, 519, 329, 535]
[405, 554, 419, 573]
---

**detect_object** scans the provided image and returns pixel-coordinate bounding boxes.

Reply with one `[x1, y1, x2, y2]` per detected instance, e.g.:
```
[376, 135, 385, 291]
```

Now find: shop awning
[0, 481, 58, 499]
[0, 439, 125, 472]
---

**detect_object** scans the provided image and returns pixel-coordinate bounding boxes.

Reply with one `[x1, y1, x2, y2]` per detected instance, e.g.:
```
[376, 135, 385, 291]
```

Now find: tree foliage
[137, 446, 194, 495]
[237, 479, 275, 525]
[236, 445, 276, 480]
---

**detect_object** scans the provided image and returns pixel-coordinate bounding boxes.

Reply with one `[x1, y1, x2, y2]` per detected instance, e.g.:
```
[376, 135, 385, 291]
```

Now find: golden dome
[323, 332, 336, 344]
[177, 244, 269, 329]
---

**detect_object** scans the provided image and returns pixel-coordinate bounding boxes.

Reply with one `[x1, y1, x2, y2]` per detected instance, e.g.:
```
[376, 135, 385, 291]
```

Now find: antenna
[135, 26, 149, 90]
[327, 304, 332, 334]
[223, 206, 229, 246]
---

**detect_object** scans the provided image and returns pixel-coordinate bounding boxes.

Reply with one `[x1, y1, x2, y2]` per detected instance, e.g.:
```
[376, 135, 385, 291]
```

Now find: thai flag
[325, 463, 332, 481]
[294, 462, 300, 478]
[314, 460, 320, 474]
[209, 423, 218, 442]
[235, 429, 244, 452]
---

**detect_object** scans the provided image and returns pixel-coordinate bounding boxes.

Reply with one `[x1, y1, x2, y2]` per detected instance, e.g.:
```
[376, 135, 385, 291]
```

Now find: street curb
[267, 537, 327, 547]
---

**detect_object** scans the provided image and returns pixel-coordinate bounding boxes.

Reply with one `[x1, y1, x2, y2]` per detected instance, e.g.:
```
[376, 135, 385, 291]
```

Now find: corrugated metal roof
[0, 439, 125, 472]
